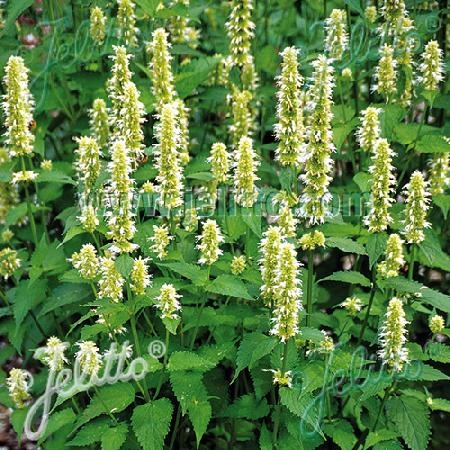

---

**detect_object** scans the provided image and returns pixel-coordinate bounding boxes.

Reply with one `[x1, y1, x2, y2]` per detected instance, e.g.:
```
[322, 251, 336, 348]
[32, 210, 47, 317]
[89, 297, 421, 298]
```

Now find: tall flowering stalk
[197, 219, 224, 266]
[300, 56, 335, 224]
[117, 0, 138, 47]
[418, 40, 444, 92]
[74, 136, 101, 198]
[7, 369, 31, 408]
[395, 17, 415, 106]
[98, 255, 125, 302]
[230, 88, 253, 148]
[107, 46, 132, 126]
[2, 56, 35, 157]
[106, 140, 137, 253]
[365, 138, 396, 233]
[259, 226, 283, 306]
[130, 257, 151, 296]
[274, 47, 305, 167]
[226, 0, 255, 67]
[75, 341, 103, 376]
[154, 103, 184, 210]
[381, 0, 406, 28]
[148, 28, 175, 112]
[374, 44, 397, 101]
[89, 99, 109, 149]
[233, 136, 259, 208]
[324, 9, 348, 60]
[378, 297, 409, 372]
[174, 98, 190, 166]
[155, 283, 182, 320]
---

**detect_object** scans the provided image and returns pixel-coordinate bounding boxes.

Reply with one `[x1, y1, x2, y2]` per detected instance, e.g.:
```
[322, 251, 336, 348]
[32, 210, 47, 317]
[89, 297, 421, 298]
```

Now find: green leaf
[366, 233, 388, 268]
[206, 274, 253, 300]
[13, 279, 47, 326]
[115, 254, 134, 278]
[416, 135, 450, 153]
[386, 396, 430, 450]
[353, 172, 371, 192]
[4, 0, 34, 33]
[417, 229, 450, 272]
[76, 383, 135, 428]
[167, 351, 215, 372]
[158, 261, 208, 285]
[36, 170, 76, 185]
[429, 398, 450, 413]
[39, 408, 76, 441]
[68, 419, 110, 446]
[132, 398, 173, 450]
[40, 283, 91, 316]
[101, 423, 128, 450]
[223, 394, 269, 420]
[320, 271, 371, 287]
[323, 419, 356, 449]
[325, 237, 367, 255]
[234, 332, 277, 380]
[135, 0, 159, 15]
[365, 430, 399, 449]
[433, 195, 450, 217]
[427, 342, 450, 363]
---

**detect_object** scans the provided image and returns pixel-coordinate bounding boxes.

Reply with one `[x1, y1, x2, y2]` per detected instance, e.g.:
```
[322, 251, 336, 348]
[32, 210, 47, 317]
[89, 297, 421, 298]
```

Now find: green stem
[272, 341, 289, 447]
[21, 157, 38, 246]
[0, 289, 10, 307]
[372, 380, 397, 432]
[357, 265, 377, 345]
[408, 245, 416, 280]
[306, 250, 314, 328]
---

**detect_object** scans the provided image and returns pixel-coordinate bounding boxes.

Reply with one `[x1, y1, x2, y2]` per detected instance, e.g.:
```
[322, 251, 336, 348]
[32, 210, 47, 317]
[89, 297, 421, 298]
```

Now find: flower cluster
[402, 171, 430, 244]
[429, 314, 445, 335]
[90, 6, 106, 45]
[378, 234, 405, 278]
[70, 244, 98, 280]
[11, 170, 38, 184]
[35, 336, 68, 371]
[6, 368, 31, 408]
[230, 89, 253, 148]
[231, 255, 246, 275]
[131, 257, 151, 296]
[259, 226, 283, 305]
[270, 242, 302, 342]
[89, 98, 110, 149]
[197, 219, 224, 265]
[174, 99, 190, 166]
[117, 0, 138, 47]
[324, 9, 348, 60]
[378, 297, 409, 372]
[74, 136, 101, 196]
[299, 231, 326, 251]
[233, 136, 259, 207]
[209, 142, 230, 183]
[300, 56, 335, 224]
[274, 47, 305, 167]
[98, 256, 125, 302]
[419, 40, 444, 91]
[150, 224, 173, 259]
[357, 107, 381, 152]
[428, 153, 449, 196]
[342, 296, 363, 316]
[0, 247, 20, 279]
[374, 44, 397, 100]
[75, 341, 103, 376]
[155, 283, 182, 320]
[365, 138, 396, 232]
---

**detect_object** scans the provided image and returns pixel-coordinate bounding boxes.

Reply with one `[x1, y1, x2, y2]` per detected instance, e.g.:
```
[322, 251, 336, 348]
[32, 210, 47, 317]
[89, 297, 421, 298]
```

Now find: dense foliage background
[0, 0, 449, 449]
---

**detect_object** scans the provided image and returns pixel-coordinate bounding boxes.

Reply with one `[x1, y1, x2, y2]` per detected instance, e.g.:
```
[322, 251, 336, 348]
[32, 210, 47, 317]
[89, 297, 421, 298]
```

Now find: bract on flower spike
[365, 138, 396, 233]
[274, 47, 305, 167]
[259, 226, 284, 305]
[154, 103, 184, 209]
[270, 242, 302, 342]
[378, 297, 409, 372]
[2, 56, 35, 157]
[402, 171, 431, 244]
[324, 9, 348, 61]
[300, 55, 335, 225]
[197, 219, 224, 265]
[233, 136, 259, 208]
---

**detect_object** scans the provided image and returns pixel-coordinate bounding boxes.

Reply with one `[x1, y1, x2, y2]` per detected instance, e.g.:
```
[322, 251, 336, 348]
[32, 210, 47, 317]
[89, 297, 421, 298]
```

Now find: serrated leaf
[234, 332, 277, 381]
[101, 423, 128, 450]
[320, 271, 371, 287]
[353, 172, 371, 192]
[223, 394, 269, 420]
[365, 430, 399, 449]
[429, 398, 450, 413]
[366, 233, 388, 268]
[13, 279, 47, 326]
[167, 351, 215, 372]
[39, 408, 76, 442]
[427, 342, 450, 363]
[115, 254, 134, 278]
[325, 237, 367, 255]
[40, 283, 91, 316]
[68, 419, 110, 446]
[386, 396, 430, 450]
[206, 274, 253, 300]
[416, 135, 450, 153]
[76, 383, 135, 428]
[132, 398, 173, 450]
[158, 261, 208, 285]
[323, 419, 356, 449]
